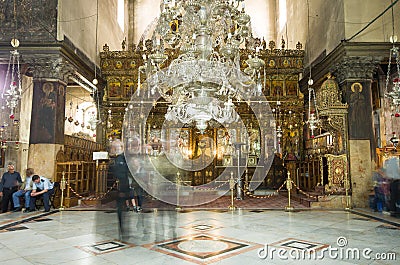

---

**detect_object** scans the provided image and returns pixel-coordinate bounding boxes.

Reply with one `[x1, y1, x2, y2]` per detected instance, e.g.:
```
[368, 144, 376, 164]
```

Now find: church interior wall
[349, 140, 373, 208]
[344, 0, 400, 42]
[131, 0, 276, 45]
[282, 0, 345, 65]
[18, 76, 33, 178]
[58, 0, 124, 62]
[282, 0, 400, 66]
[28, 143, 63, 181]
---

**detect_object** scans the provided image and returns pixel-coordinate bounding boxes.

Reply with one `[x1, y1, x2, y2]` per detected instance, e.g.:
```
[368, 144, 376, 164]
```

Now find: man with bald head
[0, 161, 22, 213]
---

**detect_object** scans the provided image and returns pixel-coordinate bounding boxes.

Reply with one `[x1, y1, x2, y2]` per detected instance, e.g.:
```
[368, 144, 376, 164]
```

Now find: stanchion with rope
[191, 179, 229, 191]
[175, 172, 182, 211]
[59, 171, 66, 210]
[64, 180, 119, 207]
[344, 172, 351, 210]
[290, 180, 343, 201]
[228, 172, 236, 210]
[285, 171, 294, 212]
[243, 181, 286, 199]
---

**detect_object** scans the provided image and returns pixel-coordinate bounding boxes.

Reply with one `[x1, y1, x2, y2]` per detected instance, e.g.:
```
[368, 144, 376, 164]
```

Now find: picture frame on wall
[248, 155, 257, 167]
[223, 155, 233, 166]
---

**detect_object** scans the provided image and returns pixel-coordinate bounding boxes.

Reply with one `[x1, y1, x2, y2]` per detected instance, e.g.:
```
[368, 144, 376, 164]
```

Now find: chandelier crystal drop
[142, 0, 262, 131]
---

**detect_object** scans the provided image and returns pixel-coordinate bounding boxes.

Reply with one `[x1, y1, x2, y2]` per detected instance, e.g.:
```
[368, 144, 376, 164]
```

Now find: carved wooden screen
[324, 154, 348, 193]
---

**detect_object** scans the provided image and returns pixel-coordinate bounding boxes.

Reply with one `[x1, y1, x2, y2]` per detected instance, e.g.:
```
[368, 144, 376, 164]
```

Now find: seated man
[29, 175, 54, 212]
[0, 161, 22, 213]
[12, 168, 35, 212]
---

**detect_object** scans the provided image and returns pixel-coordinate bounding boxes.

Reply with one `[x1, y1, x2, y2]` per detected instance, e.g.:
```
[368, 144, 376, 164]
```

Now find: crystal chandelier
[306, 78, 320, 138]
[2, 38, 22, 118]
[143, 0, 260, 131]
[384, 0, 399, 108]
[0, 38, 22, 151]
[384, 37, 400, 148]
[164, 89, 237, 133]
[385, 42, 400, 108]
[383, 2, 399, 148]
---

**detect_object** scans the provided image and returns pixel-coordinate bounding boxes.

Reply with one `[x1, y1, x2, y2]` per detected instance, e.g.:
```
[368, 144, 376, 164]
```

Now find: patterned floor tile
[77, 240, 135, 255]
[270, 238, 329, 252]
[144, 233, 262, 264]
[181, 224, 221, 232]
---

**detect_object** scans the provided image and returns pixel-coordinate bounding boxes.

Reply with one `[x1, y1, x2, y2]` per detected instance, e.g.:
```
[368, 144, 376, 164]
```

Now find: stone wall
[58, 0, 124, 62]
[349, 140, 373, 208]
[282, 0, 400, 65]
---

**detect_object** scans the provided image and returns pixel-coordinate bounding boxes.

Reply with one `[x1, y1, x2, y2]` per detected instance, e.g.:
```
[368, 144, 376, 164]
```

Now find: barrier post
[229, 172, 236, 210]
[344, 172, 351, 210]
[285, 171, 294, 212]
[176, 172, 182, 211]
[59, 171, 66, 210]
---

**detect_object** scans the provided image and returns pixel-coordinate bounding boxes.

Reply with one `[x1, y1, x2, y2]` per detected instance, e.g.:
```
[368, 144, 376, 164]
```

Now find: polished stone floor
[0, 209, 399, 264]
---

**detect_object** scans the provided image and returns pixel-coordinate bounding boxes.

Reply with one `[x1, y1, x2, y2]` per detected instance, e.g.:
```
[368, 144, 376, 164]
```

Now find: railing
[297, 158, 321, 191]
[54, 161, 96, 207]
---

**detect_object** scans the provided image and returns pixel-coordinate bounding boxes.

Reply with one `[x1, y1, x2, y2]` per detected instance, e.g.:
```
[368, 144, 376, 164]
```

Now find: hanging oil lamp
[306, 78, 320, 138]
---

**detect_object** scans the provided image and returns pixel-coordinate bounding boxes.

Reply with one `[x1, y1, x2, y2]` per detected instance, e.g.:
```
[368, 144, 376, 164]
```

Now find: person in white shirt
[29, 175, 54, 212]
[12, 168, 35, 212]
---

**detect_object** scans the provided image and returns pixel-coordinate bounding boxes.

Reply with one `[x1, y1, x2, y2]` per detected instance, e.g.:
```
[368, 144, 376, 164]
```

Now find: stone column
[331, 56, 380, 207]
[27, 55, 73, 179]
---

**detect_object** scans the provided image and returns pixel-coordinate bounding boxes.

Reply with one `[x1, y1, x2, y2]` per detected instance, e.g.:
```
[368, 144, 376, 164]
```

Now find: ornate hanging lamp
[0, 0, 22, 149]
[2, 39, 22, 119]
[384, 43, 400, 109]
[304, 0, 319, 139]
[306, 78, 320, 138]
[384, 2, 399, 147]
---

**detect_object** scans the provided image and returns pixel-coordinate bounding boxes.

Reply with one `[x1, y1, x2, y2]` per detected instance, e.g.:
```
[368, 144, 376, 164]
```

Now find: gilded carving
[315, 74, 348, 154]
[100, 38, 305, 183]
[324, 154, 348, 193]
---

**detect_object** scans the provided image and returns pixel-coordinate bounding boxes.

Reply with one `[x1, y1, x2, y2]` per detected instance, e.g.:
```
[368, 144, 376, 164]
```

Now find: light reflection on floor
[0, 209, 399, 264]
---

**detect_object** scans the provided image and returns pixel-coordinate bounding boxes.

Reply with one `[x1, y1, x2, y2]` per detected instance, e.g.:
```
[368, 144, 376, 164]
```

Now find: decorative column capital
[330, 56, 381, 84]
[24, 54, 75, 84]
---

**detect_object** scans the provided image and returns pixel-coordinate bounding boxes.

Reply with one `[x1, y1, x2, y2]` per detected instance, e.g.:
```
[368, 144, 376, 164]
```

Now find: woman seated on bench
[29, 175, 54, 212]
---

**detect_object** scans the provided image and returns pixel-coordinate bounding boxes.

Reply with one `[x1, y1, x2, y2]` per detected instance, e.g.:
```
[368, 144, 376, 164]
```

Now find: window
[279, 0, 287, 32]
[117, 0, 124, 32]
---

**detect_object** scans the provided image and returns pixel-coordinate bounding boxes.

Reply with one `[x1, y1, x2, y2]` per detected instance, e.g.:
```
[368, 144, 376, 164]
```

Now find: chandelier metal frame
[141, 0, 262, 132]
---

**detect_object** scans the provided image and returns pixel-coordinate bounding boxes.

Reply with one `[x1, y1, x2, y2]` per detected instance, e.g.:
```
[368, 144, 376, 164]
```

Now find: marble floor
[0, 209, 399, 265]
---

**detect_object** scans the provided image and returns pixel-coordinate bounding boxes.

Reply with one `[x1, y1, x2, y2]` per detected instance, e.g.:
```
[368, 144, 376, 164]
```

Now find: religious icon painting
[123, 79, 135, 98]
[247, 155, 257, 167]
[223, 155, 233, 166]
[108, 79, 122, 98]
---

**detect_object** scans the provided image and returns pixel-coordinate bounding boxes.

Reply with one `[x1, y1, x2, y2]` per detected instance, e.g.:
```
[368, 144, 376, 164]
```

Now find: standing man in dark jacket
[112, 151, 131, 238]
[0, 161, 22, 213]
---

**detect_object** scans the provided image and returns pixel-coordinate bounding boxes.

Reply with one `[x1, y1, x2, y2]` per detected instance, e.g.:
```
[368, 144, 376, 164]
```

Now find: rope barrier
[290, 180, 344, 201]
[65, 180, 118, 200]
[243, 180, 286, 199]
[290, 181, 318, 199]
[64, 178, 344, 204]
[190, 179, 230, 191]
